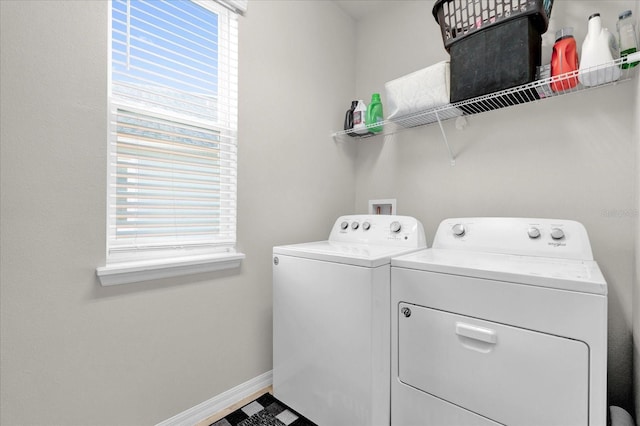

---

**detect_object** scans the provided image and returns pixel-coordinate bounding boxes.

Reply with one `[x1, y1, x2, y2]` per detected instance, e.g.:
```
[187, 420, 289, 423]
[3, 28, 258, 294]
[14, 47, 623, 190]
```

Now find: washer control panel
[330, 215, 427, 248]
[437, 217, 593, 261]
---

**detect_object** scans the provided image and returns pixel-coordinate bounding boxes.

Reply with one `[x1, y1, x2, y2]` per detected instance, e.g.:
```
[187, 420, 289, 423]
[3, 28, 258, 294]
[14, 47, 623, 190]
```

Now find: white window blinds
[108, 0, 239, 262]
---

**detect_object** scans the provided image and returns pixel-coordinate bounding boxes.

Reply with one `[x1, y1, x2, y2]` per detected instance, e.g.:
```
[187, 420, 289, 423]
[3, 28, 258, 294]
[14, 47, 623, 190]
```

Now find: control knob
[351, 221, 359, 230]
[550, 228, 565, 240]
[527, 227, 541, 239]
[340, 221, 349, 230]
[452, 223, 465, 237]
[362, 222, 371, 231]
[390, 221, 402, 233]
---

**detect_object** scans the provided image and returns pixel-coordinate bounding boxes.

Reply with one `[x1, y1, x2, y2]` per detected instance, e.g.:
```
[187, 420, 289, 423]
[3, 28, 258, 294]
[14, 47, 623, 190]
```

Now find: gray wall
[352, 0, 638, 413]
[2, 0, 639, 424]
[0, 1, 356, 424]
[635, 12, 640, 421]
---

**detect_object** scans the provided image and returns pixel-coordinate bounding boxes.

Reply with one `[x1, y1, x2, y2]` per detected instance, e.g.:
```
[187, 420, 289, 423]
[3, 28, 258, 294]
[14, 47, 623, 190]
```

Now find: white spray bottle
[352, 100, 369, 135]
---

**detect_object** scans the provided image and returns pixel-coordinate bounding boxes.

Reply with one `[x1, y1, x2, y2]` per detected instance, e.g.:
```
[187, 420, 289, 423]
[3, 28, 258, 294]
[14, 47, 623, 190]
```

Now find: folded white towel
[385, 61, 451, 120]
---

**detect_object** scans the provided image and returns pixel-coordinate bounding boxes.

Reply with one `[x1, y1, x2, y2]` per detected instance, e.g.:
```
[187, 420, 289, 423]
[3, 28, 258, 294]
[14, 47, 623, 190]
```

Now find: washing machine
[273, 215, 426, 426]
[391, 217, 607, 426]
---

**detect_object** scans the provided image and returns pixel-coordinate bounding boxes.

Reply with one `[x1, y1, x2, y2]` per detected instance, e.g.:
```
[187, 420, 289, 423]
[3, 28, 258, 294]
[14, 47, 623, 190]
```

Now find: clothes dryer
[391, 217, 607, 426]
[273, 215, 426, 426]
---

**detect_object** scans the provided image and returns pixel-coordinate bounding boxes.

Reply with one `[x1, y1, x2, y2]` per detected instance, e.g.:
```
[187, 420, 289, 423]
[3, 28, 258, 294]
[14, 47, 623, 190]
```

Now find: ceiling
[333, 0, 397, 21]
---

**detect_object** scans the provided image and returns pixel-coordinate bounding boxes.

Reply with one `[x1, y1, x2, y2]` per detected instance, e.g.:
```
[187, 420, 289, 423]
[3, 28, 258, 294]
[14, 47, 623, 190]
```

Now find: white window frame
[97, 0, 243, 286]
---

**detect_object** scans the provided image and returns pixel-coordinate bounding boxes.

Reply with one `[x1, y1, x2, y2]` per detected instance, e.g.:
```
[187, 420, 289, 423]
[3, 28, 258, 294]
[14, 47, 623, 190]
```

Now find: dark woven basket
[432, 0, 553, 51]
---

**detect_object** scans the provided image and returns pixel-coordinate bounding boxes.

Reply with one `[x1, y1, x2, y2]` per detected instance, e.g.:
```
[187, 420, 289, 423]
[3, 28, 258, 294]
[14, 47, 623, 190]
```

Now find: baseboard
[156, 370, 273, 426]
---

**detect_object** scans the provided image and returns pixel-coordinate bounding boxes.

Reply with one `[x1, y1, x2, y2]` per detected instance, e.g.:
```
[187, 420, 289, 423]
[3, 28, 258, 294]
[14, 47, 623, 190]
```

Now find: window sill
[96, 252, 245, 286]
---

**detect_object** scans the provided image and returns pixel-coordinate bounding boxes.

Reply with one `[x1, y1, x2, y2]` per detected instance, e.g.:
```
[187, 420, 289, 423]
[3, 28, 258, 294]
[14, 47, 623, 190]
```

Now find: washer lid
[392, 248, 607, 295]
[274, 241, 423, 268]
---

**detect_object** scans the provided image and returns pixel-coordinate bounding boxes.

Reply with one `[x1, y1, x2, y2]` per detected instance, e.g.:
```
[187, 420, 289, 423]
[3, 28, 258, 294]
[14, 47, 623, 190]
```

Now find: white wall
[0, 1, 356, 424]
[353, 0, 638, 413]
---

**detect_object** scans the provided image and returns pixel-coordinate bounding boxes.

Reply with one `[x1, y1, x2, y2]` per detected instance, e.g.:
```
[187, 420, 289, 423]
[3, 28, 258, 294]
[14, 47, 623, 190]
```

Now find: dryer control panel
[329, 215, 427, 248]
[433, 217, 593, 261]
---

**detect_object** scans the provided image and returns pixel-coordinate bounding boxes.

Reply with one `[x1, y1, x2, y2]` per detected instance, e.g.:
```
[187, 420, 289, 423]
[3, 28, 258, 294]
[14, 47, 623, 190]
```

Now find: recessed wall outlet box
[369, 199, 397, 215]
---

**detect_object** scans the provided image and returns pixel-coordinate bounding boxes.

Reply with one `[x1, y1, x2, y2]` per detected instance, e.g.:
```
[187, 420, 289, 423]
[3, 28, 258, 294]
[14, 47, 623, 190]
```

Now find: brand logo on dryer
[548, 242, 566, 247]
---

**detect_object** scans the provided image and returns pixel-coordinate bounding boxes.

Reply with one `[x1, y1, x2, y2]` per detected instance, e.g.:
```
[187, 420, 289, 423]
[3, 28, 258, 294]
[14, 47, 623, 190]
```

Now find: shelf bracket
[435, 111, 456, 166]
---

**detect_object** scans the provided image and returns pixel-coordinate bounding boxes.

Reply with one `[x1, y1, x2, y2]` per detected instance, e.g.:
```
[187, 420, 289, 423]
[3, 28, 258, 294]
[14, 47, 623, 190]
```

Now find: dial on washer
[452, 223, 465, 237]
[528, 227, 541, 239]
[550, 228, 565, 240]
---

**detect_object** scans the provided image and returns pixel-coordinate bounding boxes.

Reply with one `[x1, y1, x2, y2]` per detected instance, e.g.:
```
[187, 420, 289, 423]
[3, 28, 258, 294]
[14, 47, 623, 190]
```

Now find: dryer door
[397, 303, 589, 426]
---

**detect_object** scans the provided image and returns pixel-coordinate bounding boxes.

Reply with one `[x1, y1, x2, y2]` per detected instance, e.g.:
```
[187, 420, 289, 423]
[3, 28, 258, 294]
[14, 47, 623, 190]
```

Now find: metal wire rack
[333, 54, 639, 156]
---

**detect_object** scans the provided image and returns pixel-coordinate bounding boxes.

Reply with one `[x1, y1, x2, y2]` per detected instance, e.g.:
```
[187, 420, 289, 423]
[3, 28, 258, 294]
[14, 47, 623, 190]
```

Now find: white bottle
[579, 13, 621, 87]
[617, 10, 639, 68]
[352, 100, 368, 135]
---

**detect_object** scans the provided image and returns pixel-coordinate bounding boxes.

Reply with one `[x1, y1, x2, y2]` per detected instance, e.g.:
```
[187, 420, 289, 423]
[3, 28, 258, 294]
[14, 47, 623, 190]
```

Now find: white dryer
[391, 217, 607, 426]
[273, 215, 426, 426]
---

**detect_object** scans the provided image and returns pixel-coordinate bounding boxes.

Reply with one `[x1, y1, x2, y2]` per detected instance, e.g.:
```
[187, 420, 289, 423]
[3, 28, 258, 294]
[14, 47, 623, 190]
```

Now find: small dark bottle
[344, 100, 358, 137]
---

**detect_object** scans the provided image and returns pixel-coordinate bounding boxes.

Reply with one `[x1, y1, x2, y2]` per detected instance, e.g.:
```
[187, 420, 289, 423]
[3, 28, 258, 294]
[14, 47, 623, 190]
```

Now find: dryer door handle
[455, 322, 497, 344]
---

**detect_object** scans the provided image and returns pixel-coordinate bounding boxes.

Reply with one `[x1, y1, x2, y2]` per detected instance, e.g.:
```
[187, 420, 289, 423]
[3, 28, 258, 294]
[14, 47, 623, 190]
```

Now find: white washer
[273, 215, 426, 426]
[391, 217, 607, 426]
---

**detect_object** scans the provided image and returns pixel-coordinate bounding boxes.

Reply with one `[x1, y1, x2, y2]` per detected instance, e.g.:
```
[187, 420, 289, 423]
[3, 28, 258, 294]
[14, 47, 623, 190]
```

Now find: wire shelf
[333, 54, 639, 142]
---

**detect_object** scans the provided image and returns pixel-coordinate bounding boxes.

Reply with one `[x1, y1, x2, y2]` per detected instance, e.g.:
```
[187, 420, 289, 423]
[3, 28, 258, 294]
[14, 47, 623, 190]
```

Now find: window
[97, 0, 243, 285]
